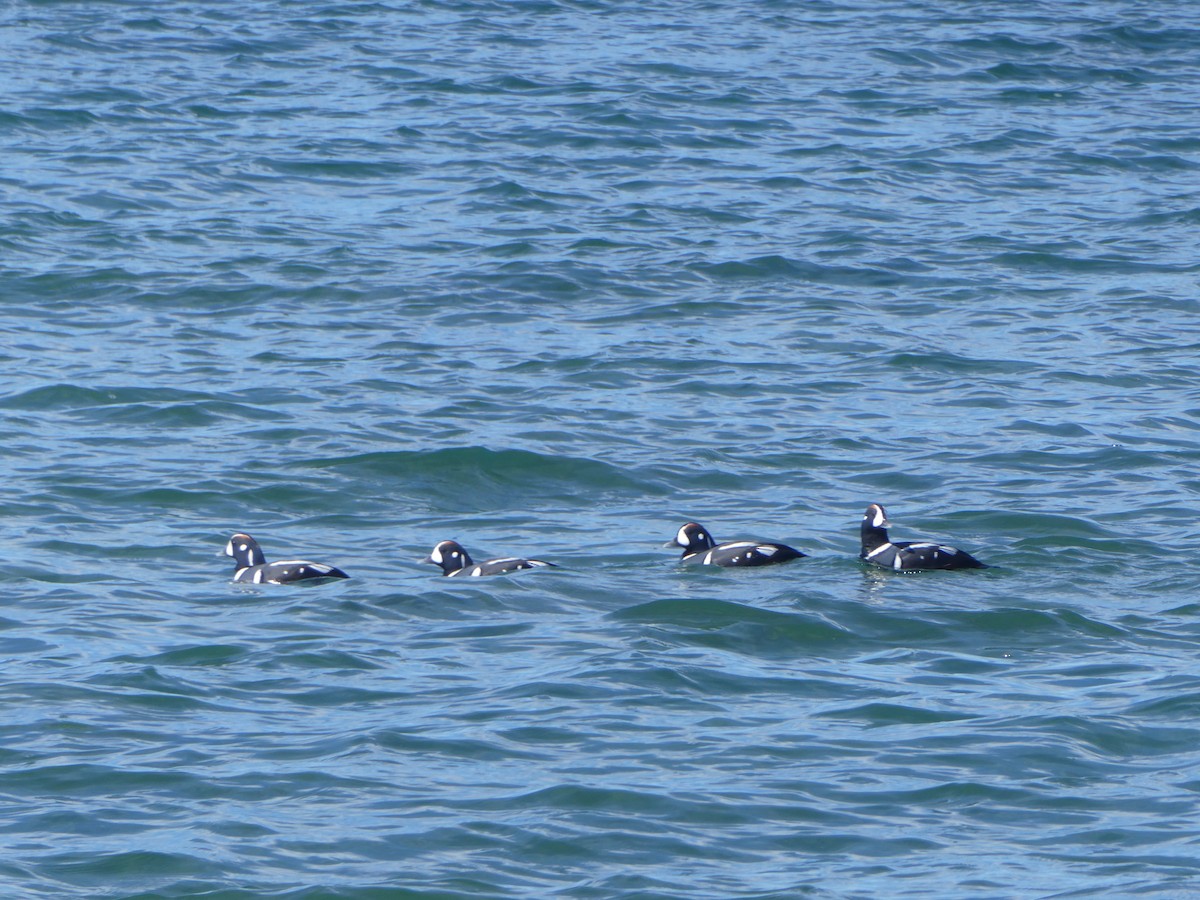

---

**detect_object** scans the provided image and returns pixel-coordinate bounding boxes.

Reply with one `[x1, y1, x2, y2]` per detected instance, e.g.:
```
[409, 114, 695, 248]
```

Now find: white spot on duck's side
[253, 570, 264, 583]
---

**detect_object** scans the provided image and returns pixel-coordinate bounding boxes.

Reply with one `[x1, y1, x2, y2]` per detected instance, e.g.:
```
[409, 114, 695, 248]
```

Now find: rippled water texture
[4, 1, 1200, 897]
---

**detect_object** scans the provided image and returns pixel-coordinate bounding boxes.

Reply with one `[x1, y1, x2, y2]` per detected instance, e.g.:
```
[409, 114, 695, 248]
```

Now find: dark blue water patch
[37, 849, 232, 885]
[295, 446, 666, 507]
[65, 401, 268, 429]
[691, 254, 951, 288]
[5, 0, 1200, 897]
[110, 644, 251, 668]
[255, 685, 414, 709]
[993, 712, 1200, 760]
[1000, 419, 1096, 439]
[1056, 149, 1198, 173]
[371, 729, 550, 763]
[0, 761, 211, 800]
[945, 34, 1070, 57]
[882, 350, 1042, 377]
[408, 622, 536, 644]
[85, 665, 218, 702]
[779, 141, 855, 159]
[592, 662, 879, 707]
[611, 597, 856, 657]
[9, 566, 131, 585]
[254, 155, 422, 182]
[31, 482, 297, 522]
[11, 105, 102, 131]
[973, 445, 1177, 474]
[1081, 24, 1200, 53]
[0, 807, 154, 838]
[981, 61, 1158, 87]
[36, 538, 202, 566]
[0, 635, 55, 656]
[268, 649, 386, 673]
[451, 782, 766, 843]
[1123, 690, 1200, 721]
[813, 700, 983, 728]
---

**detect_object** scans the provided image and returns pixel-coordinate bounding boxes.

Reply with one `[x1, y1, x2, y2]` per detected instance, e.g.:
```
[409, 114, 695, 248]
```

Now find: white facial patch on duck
[871, 506, 887, 528]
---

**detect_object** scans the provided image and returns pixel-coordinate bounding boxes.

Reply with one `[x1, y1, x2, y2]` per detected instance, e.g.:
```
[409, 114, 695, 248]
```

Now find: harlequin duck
[224, 532, 350, 584]
[670, 522, 806, 567]
[859, 503, 986, 571]
[423, 540, 556, 577]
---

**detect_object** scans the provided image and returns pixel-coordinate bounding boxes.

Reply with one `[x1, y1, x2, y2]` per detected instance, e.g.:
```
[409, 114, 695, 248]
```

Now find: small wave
[38, 849, 226, 881]
[814, 701, 980, 727]
[297, 446, 664, 506]
[0, 384, 226, 412]
[1083, 24, 1200, 52]
[882, 351, 1041, 376]
[692, 254, 942, 288]
[612, 597, 854, 657]
[371, 729, 550, 762]
[111, 644, 250, 668]
[0, 761, 208, 799]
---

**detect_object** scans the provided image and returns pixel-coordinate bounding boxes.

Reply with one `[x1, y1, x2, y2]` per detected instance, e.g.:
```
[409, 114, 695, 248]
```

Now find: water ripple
[4, 0, 1200, 897]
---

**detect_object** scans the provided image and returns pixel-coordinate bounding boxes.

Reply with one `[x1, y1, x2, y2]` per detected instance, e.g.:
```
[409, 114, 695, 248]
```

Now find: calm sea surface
[4, 1, 1200, 897]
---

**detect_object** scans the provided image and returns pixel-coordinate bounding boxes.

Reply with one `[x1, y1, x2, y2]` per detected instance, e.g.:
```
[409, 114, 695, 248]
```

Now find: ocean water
[4, 1, 1200, 897]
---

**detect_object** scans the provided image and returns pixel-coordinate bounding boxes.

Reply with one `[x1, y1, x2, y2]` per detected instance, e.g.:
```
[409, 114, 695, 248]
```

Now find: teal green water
[4, 2, 1200, 897]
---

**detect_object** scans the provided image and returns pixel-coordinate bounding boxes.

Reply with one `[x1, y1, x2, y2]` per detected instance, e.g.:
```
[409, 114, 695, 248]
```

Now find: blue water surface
[3, 1, 1200, 897]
